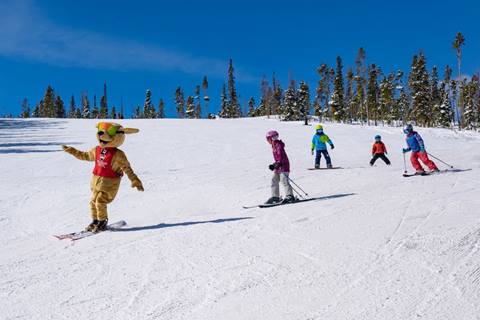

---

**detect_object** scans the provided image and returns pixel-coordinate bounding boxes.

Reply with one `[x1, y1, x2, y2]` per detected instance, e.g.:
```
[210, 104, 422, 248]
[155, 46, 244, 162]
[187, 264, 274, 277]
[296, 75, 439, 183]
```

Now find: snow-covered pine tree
[258, 76, 272, 117]
[282, 81, 300, 121]
[20, 98, 30, 118]
[74, 107, 82, 119]
[202, 76, 209, 116]
[99, 82, 108, 119]
[396, 88, 410, 125]
[316, 64, 330, 121]
[354, 48, 367, 123]
[408, 53, 431, 126]
[185, 96, 195, 119]
[158, 99, 165, 118]
[297, 81, 310, 125]
[453, 32, 466, 128]
[175, 87, 185, 118]
[219, 84, 228, 118]
[144, 89, 155, 118]
[91, 95, 99, 118]
[330, 56, 345, 122]
[270, 73, 282, 115]
[366, 64, 379, 125]
[31, 102, 40, 118]
[81, 92, 90, 119]
[378, 73, 395, 124]
[195, 85, 202, 118]
[54, 95, 65, 118]
[132, 106, 142, 119]
[463, 75, 479, 130]
[430, 66, 441, 126]
[247, 97, 256, 117]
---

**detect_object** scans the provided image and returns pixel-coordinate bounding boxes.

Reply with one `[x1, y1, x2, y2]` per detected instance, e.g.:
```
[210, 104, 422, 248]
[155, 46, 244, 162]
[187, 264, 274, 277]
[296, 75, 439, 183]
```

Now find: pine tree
[68, 95, 76, 118]
[219, 84, 228, 117]
[247, 97, 256, 117]
[408, 53, 431, 126]
[270, 73, 282, 115]
[396, 88, 410, 125]
[297, 81, 310, 125]
[54, 95, 65, 118]
[99, 81, 108, 119]
[345, 69, 354, 122]
[132, 106, 142, 119]
[143, 89, 155, 118]
[91, 95, 99, 118]
[463, 75, 479, 129]
[430, 66, 441, 126]
[20, 98, 30, 118]
[331, 56, 345, 121]
[202, 76, 210, 116]
[366, 64, 379, 125]
[42, 85, 55, 117]
[258, 76, 272, 116]
[378, 73, 395, 124]
[32, 102, 40, 118]
[227, 58, 241, 117]
[316, 64, 330, 121]
[74, 107, 82, 119]
[81, 92, 90, 119]
[110, 106, 117, 119]
[185, 96, 195, 119]
[453, 32, 466, 127]
[195, 85, 202, 118]
[158, 99, 165, 118]
[354, 48, 367, 123]
[282, 81, 300, 121]
[175, 86, 185, 118]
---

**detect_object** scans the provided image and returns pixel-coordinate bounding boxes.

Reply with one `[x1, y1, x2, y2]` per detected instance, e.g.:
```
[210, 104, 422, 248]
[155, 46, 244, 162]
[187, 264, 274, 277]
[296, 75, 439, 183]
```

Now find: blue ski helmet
[403, 124, 413, 134]
[374, 135, 381, 141]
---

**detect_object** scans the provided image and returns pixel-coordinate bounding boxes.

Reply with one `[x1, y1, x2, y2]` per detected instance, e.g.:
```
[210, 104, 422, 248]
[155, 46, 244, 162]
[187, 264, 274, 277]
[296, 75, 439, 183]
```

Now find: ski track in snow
[1, 118, 480, 320]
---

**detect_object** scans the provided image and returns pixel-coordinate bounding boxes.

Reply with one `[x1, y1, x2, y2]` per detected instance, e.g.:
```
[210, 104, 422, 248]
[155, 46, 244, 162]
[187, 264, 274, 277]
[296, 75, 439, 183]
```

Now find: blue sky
[0, 0, 478, 117]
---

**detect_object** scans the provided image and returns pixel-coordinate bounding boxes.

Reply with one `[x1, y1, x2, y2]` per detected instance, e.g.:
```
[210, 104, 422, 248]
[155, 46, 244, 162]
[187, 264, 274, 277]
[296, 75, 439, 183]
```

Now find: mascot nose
[97, 131, 105, 135]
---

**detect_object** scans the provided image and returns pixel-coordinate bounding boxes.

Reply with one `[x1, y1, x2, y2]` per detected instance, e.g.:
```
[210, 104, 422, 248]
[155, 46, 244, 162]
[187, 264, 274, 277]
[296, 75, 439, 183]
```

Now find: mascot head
[96, 122, 139, 148]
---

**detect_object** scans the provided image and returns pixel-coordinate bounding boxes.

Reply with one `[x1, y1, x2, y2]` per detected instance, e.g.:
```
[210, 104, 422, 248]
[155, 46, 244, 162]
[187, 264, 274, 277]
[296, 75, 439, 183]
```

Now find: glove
[131, 178, 144, 191]
[62, 145, 75, 154]
[269, 164, 275, 171]
[419, 147, 426, 153]
[402, 148, 409, 154]
[330, 145, 335, 149]
[311, 149, 314, 155]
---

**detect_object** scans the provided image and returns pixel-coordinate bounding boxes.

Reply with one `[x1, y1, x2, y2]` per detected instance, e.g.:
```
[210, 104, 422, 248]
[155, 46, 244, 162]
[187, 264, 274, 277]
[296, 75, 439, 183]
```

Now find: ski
[307, 167, 343, 170]
[403, 172, 430, 177]
[54, 220, 127, 241]
[243, 194, 354, 209]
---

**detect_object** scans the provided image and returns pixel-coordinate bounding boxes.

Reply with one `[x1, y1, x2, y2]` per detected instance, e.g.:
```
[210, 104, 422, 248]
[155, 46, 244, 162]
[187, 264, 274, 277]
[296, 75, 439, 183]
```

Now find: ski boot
[85, 219, 99, 232]
[327, 164, 333, 169]
[265, 196, 282, 205]
[415, 170, 427, 176]
[92, 219, 108, 233]
[282, 195, 297, 204]
[315, 165, 320, 169]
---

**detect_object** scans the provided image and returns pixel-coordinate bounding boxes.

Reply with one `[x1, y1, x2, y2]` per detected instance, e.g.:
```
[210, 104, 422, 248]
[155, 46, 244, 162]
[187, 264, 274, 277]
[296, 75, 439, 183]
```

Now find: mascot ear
[123, 128, 139, 134]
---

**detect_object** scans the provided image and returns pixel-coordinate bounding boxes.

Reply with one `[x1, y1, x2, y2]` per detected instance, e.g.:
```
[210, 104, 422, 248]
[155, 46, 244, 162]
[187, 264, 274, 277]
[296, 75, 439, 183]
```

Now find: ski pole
[427, 153, 454, 169]
[403, 152, 407, 174]
[290, 185, 306, 200]
[285, 175, 309, 197]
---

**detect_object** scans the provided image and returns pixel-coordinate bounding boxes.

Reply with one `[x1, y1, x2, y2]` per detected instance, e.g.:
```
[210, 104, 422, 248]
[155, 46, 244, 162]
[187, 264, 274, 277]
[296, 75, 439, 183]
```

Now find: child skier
[265, 130, 295, 204]
[402, 124, 439, 174]
[370, 135, 391, 166]
[311, 125, 334, 169]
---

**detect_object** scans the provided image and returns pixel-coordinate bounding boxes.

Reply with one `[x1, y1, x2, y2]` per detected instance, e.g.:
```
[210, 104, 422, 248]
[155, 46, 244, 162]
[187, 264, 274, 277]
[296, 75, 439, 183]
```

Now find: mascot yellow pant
[90, 176, 121, 221]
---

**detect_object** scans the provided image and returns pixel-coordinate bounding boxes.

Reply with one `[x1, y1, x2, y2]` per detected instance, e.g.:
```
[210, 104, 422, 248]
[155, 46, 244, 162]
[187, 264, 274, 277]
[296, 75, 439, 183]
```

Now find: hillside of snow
[1, 117, 480, 320]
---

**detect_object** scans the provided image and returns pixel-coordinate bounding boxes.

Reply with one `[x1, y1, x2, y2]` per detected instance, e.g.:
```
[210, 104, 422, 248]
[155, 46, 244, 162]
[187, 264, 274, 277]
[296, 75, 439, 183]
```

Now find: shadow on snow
[112, 217, 254, 232]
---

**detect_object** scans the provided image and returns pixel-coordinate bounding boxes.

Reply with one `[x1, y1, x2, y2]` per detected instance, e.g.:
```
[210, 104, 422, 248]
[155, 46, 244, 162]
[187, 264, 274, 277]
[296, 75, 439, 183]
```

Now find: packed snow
[1, 117, 480, 320]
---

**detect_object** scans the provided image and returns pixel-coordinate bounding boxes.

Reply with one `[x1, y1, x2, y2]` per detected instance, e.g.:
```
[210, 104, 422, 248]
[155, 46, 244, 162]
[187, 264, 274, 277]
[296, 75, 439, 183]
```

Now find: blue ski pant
[315, 150, 332, 167]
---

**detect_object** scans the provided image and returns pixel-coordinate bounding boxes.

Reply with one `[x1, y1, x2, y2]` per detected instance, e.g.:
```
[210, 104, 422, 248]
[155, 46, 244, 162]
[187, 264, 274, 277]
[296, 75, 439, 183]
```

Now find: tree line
[15, 32, 479, 130]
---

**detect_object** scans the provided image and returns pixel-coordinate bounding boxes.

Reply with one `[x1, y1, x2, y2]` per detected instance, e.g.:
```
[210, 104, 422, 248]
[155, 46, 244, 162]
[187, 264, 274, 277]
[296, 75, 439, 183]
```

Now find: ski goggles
[97, 122, 124, 136]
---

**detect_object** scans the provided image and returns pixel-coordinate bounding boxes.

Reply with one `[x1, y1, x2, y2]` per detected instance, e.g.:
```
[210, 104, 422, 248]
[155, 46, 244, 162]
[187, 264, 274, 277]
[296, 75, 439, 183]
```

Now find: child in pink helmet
[265, 130, 295, 204]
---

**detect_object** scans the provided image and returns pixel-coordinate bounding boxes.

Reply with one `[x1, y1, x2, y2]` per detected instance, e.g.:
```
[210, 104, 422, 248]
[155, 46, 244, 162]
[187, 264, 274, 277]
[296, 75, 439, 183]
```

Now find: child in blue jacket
[311, 125, 334, 169]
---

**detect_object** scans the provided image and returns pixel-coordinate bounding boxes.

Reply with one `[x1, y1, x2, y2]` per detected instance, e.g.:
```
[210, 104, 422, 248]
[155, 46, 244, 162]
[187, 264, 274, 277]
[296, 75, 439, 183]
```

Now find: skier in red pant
[402, 124, 439, 174]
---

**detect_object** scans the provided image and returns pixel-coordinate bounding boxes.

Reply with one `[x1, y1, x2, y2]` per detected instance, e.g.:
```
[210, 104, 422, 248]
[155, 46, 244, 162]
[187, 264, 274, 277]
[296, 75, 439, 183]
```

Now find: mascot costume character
[62, 122, 144, 233]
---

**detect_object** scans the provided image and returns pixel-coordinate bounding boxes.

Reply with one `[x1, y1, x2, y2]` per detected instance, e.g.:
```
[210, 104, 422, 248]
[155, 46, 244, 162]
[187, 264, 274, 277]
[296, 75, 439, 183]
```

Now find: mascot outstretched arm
[63, 122, 143, 233]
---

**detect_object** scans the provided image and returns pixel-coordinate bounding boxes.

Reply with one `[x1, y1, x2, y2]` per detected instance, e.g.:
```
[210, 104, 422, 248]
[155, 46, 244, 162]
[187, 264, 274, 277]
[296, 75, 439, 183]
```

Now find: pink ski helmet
[266, 130, 279, 142]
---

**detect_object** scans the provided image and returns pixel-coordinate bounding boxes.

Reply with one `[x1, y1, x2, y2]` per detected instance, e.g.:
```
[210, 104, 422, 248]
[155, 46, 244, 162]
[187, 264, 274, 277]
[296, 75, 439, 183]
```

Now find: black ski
[243, 193, 355, 209]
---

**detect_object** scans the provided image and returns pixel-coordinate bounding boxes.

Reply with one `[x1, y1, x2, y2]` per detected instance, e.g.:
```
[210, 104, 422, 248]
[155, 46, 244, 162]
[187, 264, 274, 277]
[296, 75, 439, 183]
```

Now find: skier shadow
[0, 142, 81, 154]
[112, 217, 254, 232]
[444, 168, 472, 173]
[310, 193, 356, 201]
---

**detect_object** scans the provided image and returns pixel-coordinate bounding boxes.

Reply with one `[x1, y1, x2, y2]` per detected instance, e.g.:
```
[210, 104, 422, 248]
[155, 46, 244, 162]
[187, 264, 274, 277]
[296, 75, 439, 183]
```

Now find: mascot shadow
[111, 217, 254, 232]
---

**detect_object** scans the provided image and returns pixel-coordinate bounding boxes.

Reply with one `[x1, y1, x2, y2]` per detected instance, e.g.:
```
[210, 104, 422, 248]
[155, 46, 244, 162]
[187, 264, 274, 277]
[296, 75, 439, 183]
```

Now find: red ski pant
[410, 152, 438, 172]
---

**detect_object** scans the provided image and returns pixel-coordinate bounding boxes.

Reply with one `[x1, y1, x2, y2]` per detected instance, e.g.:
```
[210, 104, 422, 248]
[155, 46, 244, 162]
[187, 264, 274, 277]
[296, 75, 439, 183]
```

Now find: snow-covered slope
[1, 118, 479, 320]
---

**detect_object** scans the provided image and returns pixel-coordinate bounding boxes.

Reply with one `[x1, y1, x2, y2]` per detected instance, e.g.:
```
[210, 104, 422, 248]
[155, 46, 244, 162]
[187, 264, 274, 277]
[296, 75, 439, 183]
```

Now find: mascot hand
[131, 178, 144, 191]
[62, 145, 75, 154]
